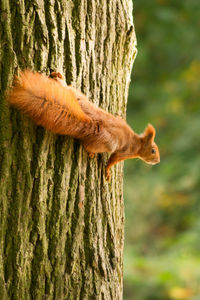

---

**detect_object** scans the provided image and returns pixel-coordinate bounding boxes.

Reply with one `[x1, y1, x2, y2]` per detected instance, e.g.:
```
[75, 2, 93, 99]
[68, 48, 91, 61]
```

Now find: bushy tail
[7, 70, 93, 137]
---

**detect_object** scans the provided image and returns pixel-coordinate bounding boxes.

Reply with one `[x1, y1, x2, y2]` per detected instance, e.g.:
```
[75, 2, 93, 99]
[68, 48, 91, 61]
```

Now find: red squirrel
[7, 70, 160, 180]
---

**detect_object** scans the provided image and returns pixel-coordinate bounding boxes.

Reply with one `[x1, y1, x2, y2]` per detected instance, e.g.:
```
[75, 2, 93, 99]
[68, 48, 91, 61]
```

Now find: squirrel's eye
[151, 149, 156, 154]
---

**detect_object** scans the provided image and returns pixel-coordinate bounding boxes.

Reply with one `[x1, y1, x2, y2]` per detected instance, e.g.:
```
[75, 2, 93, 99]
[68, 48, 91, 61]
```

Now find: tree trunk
[0, 1, 137, 299]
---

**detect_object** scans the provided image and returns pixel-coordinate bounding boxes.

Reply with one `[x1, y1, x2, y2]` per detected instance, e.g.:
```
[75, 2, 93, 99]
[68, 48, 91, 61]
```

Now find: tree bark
[0, 0, 137, 299]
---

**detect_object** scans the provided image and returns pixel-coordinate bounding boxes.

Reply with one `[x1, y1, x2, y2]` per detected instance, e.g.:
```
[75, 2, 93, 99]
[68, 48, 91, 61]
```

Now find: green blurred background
[123, 0, 200, 299]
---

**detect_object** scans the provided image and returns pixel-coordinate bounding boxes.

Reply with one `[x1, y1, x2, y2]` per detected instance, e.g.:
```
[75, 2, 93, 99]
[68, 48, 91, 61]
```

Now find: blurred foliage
[124, 0, 200, 299]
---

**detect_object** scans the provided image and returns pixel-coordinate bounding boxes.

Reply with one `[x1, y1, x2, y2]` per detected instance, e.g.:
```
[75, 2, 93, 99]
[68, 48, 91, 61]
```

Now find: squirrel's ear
[142, 124, 156, 142]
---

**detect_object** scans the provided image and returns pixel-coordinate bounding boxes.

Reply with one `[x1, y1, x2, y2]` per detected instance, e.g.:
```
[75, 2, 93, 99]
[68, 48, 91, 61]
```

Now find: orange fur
[7, 70, 93, 137]
[7, 70, 160, 180]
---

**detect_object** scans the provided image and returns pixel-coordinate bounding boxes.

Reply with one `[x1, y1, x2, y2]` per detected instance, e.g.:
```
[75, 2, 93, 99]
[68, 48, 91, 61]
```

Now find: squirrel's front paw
[105, 168, 111, 182]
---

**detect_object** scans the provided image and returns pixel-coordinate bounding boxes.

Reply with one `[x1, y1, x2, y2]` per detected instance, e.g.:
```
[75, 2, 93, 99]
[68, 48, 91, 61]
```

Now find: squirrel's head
[138, 124, 160, 165]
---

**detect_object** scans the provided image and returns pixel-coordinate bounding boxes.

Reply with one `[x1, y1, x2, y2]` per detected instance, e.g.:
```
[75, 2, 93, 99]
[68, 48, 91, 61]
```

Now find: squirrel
[7, 70, 160, 180]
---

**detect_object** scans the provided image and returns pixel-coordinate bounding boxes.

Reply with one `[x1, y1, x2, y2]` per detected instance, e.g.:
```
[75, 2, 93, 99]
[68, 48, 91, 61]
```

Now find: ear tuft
[143, 123, 156, 142]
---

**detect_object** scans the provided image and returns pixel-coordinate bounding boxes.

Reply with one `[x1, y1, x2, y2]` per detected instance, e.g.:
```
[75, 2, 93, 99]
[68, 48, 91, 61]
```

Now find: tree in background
[0, 1, 136, 299]
[124, 0, 200, 299]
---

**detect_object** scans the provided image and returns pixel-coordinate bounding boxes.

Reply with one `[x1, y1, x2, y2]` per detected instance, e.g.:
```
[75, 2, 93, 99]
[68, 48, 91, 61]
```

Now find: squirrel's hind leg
[88, 152, 95, 158]
[83, 144, 95, 158]
[49, 72, 67, 87]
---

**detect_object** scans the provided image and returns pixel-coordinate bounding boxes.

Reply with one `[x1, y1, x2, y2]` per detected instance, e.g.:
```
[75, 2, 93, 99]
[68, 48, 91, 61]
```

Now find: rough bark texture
[0, 0, 137, 299]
